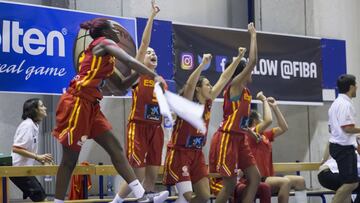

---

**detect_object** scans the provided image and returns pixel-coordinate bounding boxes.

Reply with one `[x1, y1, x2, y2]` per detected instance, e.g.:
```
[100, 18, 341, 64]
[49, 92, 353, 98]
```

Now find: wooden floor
[11, 198, 113, 203]
[11, 196, 180, 202]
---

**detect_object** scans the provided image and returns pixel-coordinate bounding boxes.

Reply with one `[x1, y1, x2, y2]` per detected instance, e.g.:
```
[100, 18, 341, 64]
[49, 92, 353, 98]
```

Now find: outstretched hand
[155, 75, 167, 91]
[267, 97, 277, 107]
[201, 53, 212, 65]
[151, 0, 160, 14]
[256, 91, 266, 102]
[248, 22, 256, 36]
[237, 47, 247, 58]
[37, 153, 53, 164]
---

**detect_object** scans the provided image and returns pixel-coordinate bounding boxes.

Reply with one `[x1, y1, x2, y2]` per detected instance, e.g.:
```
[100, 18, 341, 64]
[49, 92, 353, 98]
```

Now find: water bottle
[164, 116, 173, 137]
[44, 175, 52, 182]
[107, 176, 114, 196]
[295, 190, 307, 203]
[44, 162, 53, 182]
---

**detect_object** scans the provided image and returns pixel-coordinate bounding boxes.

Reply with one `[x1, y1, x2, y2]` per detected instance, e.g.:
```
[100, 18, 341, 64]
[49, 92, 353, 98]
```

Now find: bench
[1, 162, 335, 203]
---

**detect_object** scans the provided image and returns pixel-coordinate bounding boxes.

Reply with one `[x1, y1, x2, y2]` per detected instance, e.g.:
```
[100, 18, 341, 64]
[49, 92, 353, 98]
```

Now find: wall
[256, 0, 360, 202]
[2, 0, 360, 202]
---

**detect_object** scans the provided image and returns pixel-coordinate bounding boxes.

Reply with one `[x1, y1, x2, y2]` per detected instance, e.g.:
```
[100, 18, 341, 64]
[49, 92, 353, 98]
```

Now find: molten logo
[0, 20, 65, 57]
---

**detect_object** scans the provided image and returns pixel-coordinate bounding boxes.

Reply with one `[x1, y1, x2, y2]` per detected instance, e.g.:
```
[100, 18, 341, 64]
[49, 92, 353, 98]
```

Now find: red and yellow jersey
[246, 126, 275, 177]
[168, 100, 212, 149]
[68, 37, 115, 100]
[220, 85, 252, 134]
[128, 75, 162, 124]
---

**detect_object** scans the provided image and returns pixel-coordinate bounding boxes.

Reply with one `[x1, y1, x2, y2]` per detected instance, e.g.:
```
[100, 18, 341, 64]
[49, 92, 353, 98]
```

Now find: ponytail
[79, 18, 110, 39]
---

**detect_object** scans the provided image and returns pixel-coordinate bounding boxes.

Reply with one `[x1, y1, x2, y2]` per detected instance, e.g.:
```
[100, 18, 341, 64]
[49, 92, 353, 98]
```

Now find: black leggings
[10, 176, 46, 202]
[318, 169, 360, 203]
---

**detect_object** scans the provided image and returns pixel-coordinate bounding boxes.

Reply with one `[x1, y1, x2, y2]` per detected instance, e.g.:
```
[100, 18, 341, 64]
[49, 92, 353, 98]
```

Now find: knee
[258, 183, 271, 197]
[296, 178, 306, 190]
[183, 191, 193, 202]
[349, 182, 359, 190]
[248, 170, 261, 185]
[280, 179, 291, 191]
[223, 178, 237, 192]
[29, 190, 46, 202]
[196, 191, 211, 202]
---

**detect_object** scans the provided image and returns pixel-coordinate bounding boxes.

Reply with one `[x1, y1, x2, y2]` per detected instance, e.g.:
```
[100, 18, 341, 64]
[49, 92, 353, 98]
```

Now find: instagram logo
[181, 52, 194, 70]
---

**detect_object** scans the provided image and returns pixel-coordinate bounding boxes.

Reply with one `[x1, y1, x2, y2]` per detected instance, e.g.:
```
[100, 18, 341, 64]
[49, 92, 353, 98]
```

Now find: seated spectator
[318, 142, 360, 203]
[210, 169, 271, 203]
[10, 98, 53, 202]
[246, 92, 306, 203]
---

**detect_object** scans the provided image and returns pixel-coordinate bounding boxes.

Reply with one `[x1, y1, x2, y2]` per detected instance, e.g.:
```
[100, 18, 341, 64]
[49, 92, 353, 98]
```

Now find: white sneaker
[138, 191, 169, 203]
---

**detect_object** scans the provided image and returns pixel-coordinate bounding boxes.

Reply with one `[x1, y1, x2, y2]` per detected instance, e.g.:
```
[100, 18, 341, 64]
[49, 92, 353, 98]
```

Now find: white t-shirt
[11, 118, 39, 166]
[328, 94, 357, 146]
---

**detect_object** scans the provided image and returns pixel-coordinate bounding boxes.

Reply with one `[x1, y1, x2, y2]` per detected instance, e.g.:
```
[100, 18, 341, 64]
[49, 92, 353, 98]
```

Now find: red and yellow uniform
[246, 126, 275, 177]
[163, 100, 212, 185]
[209, 85, 256, 183]
[52, 37, 114, 152]
[126, 75, 164, 167]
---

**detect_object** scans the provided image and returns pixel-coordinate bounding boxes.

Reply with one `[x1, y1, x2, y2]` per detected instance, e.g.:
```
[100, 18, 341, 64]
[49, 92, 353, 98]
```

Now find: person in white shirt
[328, 74, 359, 203]
[318, 155, 360, 203]
[10, 98, 53, 202]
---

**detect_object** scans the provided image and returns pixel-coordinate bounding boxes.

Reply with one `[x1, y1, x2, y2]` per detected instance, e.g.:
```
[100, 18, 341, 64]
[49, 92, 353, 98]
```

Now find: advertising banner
[173, 23, 323, 104]
[0, 1, 137, 96]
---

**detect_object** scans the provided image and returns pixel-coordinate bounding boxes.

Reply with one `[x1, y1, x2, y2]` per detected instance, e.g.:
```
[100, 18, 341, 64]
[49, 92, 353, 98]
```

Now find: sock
[128, 179, 145, 199]
[54, 199, 64, 203]
[110, 193, 124, 203]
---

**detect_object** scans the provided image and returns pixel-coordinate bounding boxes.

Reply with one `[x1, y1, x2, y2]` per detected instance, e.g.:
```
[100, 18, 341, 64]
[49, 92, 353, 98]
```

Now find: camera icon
[181, 52, 194, 70]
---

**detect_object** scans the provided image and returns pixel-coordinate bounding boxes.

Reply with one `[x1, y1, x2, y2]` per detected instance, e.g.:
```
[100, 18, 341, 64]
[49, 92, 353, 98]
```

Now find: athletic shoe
[137, 191, 169, 203]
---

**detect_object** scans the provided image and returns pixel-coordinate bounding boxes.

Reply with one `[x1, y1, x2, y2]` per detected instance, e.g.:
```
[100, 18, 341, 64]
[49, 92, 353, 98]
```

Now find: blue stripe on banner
[321, 38, 347, 90]
[136, 18, 173, 80]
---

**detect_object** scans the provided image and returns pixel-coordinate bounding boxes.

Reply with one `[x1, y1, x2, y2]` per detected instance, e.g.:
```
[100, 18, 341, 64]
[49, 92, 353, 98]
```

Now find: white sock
[110, 193, 124, 203]
[54, 199, 64, 203]
[128, 179, 145, 199]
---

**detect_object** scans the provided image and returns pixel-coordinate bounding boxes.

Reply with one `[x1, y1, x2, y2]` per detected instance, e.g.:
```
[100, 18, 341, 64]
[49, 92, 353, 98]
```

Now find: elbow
[263, 119, 272, 128]
[142, 39, 150, 46]
[248, 58, 257, 68]
[342, 125, 354, 134]
[281, 124, 289, 132]
[219, 75, 230, 84]
[12, 146, 19, 154]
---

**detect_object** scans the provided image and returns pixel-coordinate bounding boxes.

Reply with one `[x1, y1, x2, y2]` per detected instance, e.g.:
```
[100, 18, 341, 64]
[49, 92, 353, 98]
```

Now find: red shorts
[234, 181, 271, 203]
[211, 178, 271, 203]
[163, 148, 208, 185]
[210, 177, 223, 195]
[209, 130, 256, 177]
[126, 121, 164, 167]
[52, 93, 112, 152]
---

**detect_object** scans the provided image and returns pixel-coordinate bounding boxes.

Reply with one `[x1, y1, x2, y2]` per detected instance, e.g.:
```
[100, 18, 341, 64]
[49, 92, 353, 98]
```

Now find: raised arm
[182, 54, 212, 100]
[95, 39, 156, 76]
[93, 39, 166, 87]
[136, 0, 160, 62]
[255, 91, 272, 134]
[230, 22, 257, 96]
[109, 69, 139, 91]
[209, 47, 246, 100]
[267, 97, 288, 137]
